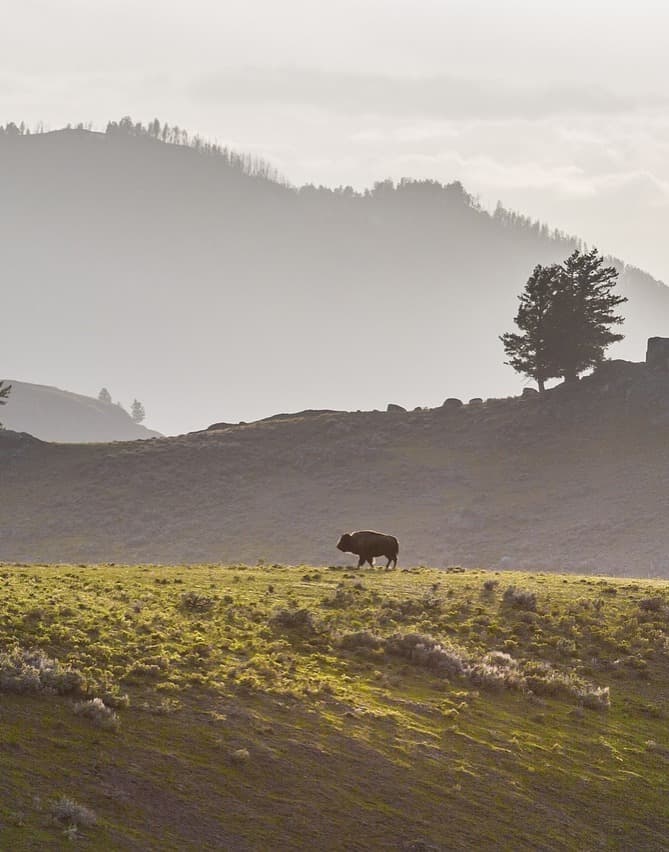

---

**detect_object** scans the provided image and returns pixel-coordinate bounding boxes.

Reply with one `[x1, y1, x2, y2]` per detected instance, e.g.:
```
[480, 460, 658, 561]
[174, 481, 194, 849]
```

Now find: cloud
[189, 67, 666, 121]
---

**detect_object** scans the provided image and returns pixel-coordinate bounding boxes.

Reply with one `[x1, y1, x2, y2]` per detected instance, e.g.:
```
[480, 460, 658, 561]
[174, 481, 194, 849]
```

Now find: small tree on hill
[500, 264, 562, 393]
[131, 399, 146, 424]
[501, 249, 627, 390]
[551, 249, 627, 383]
[98, 387, 112, 404]
[0, 380, 11, 427]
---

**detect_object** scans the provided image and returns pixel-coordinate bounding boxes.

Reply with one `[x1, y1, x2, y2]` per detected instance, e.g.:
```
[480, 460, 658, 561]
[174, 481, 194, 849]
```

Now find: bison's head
[336, 533, 353, 552]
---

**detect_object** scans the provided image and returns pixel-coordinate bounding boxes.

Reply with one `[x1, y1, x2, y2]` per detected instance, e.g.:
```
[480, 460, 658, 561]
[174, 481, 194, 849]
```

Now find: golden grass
[1, 562, 668, 849]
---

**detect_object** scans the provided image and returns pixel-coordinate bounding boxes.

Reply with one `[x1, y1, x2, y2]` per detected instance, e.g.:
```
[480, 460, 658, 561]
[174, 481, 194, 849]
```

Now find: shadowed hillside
[1, 381, 161, 442]
[2, 359, 669, 576]
[1, 122, 668, 434]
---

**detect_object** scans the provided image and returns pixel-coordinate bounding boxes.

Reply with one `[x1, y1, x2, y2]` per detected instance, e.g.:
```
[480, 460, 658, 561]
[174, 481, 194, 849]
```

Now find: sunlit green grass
[1, 562, 668, 849]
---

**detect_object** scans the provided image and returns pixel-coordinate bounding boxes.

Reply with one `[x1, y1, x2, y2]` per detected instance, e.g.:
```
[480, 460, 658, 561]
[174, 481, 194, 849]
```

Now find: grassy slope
[4, 368, 669, 576]
[1, 562, 668, 850]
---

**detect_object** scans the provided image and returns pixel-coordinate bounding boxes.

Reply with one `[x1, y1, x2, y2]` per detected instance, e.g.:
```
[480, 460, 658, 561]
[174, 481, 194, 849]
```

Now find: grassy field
[1, 561, 668, 850]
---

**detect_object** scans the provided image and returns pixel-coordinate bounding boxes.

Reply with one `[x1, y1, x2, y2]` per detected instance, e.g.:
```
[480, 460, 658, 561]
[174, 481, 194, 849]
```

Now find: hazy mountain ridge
[1, 380, 161, 442]
[2, 358, 669, 576]
[2, 125, 668, 434]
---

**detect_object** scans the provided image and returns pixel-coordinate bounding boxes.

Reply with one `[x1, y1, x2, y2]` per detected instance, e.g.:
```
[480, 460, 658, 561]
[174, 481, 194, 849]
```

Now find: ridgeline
[2, 359, 669, 576]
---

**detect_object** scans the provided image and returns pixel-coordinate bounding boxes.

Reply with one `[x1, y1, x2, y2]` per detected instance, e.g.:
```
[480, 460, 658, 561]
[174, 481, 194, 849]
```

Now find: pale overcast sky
[2, 0, 668, 281]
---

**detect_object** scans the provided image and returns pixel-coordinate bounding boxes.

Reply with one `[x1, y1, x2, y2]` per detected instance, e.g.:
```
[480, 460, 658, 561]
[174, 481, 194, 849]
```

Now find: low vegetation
[1, 561, 668, 848]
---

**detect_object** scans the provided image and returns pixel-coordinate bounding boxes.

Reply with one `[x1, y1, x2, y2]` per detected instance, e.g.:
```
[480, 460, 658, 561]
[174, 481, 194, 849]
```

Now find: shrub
[555, 638, 578, 657]
[579, 686, 610, 711]
[321, 587, 358, 608]
[381, 595, 443, 622]
[50, 796, 97, 828]
[639, 597, 665, 613]
[522, 661, 609, 710]
[384, 633, 469, 677]
[337, 631, 384, 651]
[100, 689, 130, 709]
[503, 586, 537, 611]
[482, 579, 499, 592]
[270, 607, 318, 634]
[468, 651, 524, 690]
[180, 591, 217, 612]
[123, 661, 164, 681]
[485, 651, 516, 668]
[0, 648, 86, 695]
[73, 697, 120, 731]
[646, 740, 669, 757]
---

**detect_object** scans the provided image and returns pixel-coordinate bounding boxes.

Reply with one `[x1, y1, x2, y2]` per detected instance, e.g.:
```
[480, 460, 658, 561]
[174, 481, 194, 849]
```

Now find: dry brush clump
[384, 633, 470, 677]
[320, 586, 361, 609]
[179, 590, 217, 612]
[73, 697, 120, 731]
[270, 606, 319, 634]
[468, 652, 525, 691]
[381, 594, 444, 623]
[336, 629, 609, 708]
[0, 647, 86, 695]
[50, 795, 97, 829]
[523, 661, 610, 710]
[502, 586, 537, 611]
[337, 630, 384, 652]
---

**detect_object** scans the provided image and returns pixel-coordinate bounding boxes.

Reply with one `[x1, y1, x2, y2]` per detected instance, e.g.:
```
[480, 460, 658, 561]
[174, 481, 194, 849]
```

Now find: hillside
[1, 562, 667, 849]
[1, 123, 668, 434]
[2, 358, 669, 576]
[0, 381, 161, 443]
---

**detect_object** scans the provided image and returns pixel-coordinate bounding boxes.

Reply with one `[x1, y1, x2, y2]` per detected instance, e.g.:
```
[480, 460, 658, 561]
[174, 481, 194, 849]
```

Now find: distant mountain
[1, 122, 668, 434]
[0, 380, 161, 442]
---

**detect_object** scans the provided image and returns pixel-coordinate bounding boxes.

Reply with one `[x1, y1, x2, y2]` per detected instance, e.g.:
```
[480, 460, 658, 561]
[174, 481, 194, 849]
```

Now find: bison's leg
[357, 555, 365, 569]
[366, 557, 375, 568]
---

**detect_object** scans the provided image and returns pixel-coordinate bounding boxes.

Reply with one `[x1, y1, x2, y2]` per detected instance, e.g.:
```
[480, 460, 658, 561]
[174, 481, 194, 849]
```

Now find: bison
[336, 530, 399, 569]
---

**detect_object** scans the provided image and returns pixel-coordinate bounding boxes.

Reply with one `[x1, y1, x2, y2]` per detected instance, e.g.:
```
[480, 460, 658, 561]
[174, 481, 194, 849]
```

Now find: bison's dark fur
[336, 530, 399, 569]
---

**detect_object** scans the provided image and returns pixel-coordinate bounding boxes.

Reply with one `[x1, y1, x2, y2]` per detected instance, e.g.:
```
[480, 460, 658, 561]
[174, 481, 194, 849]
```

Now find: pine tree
[551, 249, 627, 383]
[98, 387, 112, 404]
[500, 264, 562, 392]
[131, 399, 146, 424]
[501, 249, 627, 390]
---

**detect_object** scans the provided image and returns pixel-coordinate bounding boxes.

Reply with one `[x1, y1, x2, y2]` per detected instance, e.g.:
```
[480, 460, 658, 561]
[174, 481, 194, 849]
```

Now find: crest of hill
[3, 357, 669, 576]
[2, 121, 669, 431]
[1, 380, 161, 443]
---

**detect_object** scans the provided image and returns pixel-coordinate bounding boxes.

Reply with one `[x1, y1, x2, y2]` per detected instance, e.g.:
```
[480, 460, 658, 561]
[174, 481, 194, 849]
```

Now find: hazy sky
[2, 1, 669, 434]
[0, 0, 669, 281]
[2, 0, 668, 281]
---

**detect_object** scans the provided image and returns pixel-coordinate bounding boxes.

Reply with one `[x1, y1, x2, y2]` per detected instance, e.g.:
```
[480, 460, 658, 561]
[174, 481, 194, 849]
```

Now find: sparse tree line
[106, 117, 284, 183]
[0, 117, 581, 245]
[97, 388, 146, 424]
[0, 117, 285, 184]
[0, 382, 147, 428]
